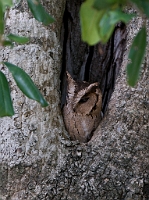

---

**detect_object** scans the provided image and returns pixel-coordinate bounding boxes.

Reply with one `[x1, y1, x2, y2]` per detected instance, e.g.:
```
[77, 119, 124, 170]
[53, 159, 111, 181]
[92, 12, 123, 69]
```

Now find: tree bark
[0, 1, 149, 200]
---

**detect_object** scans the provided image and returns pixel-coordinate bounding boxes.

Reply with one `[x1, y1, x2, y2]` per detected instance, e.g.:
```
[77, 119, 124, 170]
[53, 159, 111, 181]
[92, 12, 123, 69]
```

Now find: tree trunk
[0, 1, 149, 200]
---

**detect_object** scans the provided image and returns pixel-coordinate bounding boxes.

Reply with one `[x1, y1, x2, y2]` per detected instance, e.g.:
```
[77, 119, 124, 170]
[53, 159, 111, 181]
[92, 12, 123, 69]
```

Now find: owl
[63, 72, 102, 143]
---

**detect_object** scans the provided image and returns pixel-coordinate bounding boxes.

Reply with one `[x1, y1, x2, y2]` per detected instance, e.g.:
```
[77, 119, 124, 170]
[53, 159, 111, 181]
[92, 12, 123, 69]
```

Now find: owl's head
[66, 72, 102, 116]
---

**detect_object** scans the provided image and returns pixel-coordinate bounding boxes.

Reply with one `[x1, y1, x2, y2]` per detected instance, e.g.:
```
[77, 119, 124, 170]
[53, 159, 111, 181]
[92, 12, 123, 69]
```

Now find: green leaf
[4, 62, 48, 107]
[7, 34, 29, 44]
[130, 0, 149, 18]
[0, 71, 14, 117]
[2, 40, 13, 47]
[27, 0, 55, 25]
[80, 0, 104, 45]
[99, 9, 134, 43]
[127, 27, 147, 86]
[93, 0, 127, 10]
[0, 1, 4, 35]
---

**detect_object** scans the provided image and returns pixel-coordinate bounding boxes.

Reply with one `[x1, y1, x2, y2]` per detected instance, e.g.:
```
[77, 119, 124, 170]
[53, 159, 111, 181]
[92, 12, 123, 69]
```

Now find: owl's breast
[63, 103, 101, 143]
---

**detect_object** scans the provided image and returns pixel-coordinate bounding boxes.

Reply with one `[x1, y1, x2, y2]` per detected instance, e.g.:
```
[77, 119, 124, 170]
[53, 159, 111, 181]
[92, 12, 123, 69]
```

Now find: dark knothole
[60, 0, 126, 122]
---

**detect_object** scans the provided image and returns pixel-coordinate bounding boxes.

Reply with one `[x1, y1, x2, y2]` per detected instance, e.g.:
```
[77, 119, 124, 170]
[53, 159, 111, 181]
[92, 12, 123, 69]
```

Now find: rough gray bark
[0, 1, 149, 200]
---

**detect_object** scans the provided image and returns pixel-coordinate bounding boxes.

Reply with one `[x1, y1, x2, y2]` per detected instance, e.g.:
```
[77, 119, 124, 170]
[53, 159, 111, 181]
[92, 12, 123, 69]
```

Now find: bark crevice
[60, 0, 127, 116]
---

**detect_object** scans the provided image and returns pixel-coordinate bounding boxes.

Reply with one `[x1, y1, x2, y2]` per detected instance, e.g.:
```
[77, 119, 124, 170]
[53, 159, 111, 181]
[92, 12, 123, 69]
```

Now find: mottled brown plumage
[63, 72, 102, 143]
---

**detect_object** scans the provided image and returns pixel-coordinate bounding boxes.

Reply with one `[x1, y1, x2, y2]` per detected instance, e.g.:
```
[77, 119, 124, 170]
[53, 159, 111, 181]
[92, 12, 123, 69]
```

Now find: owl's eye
[79, 97, 89, 103]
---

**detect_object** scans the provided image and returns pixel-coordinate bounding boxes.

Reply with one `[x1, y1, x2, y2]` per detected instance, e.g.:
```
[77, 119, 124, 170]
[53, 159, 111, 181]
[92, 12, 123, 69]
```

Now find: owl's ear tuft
[66, 71, 76, 98]
[66, 71, 73, 81]
[84, 82, 99, 95]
